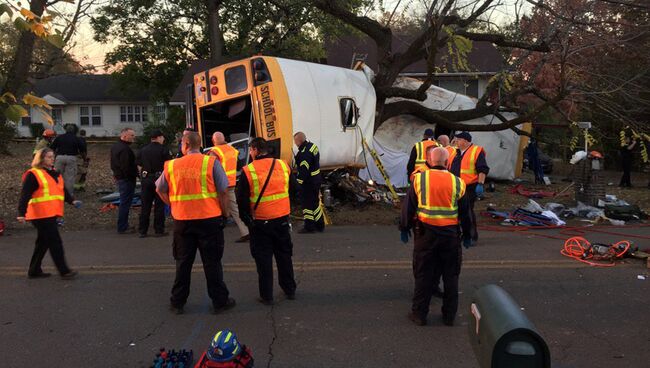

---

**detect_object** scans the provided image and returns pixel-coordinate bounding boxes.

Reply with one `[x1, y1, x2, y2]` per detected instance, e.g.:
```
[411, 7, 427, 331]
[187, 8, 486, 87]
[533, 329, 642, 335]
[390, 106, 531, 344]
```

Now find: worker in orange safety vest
[400, 146, 471, 327]
[407, 128, 439, 181]
[157, 131, 235, 315]
[449, 131, 489, 246]
[209, 131, 250, 243]
[237, 137, 297, 305]
[17, 148, 81, 280]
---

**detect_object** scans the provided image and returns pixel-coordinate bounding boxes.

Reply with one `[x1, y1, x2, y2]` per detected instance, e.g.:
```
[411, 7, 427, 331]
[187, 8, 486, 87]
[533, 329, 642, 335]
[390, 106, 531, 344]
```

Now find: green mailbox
[468, 284, 550, 368]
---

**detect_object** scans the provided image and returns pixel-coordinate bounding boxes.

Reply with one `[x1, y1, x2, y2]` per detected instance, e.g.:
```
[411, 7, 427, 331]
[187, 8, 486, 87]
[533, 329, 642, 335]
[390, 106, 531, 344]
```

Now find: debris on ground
[325, 169, 401, 206]
[561, 236, 636, 267]
[509, 184, 571, 199]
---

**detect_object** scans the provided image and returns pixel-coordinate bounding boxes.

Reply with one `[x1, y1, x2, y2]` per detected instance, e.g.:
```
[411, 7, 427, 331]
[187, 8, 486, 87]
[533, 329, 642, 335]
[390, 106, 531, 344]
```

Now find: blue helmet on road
[207, 329, 241, 362]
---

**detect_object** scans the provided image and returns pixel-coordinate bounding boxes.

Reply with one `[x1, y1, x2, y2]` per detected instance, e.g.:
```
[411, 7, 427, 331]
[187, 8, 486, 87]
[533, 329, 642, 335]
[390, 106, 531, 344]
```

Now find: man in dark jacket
[110, 127, 138, 234]
[51, 124, 87, 194]
[136, 129, 172, 237]
[293, 132, 324, 233]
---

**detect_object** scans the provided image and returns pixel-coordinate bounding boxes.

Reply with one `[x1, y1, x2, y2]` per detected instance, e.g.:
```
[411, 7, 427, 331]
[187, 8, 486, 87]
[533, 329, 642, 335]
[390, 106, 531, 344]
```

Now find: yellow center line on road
[0, 259, 617, 276]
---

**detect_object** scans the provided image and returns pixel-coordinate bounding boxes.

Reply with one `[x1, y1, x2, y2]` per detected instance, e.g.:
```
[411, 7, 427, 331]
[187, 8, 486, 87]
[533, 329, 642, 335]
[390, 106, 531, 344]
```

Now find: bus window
[340, 98, 358, 128]
[225, 66, 248, 94]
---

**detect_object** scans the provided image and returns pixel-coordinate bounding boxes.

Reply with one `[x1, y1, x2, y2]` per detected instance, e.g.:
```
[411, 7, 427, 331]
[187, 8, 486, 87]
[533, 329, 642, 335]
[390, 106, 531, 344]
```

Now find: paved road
[1, 225, 649, 367]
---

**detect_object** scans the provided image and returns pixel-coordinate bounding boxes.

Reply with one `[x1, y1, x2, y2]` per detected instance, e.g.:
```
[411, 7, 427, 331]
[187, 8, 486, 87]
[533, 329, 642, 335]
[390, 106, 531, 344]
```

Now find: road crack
[266, 305, 278, 368]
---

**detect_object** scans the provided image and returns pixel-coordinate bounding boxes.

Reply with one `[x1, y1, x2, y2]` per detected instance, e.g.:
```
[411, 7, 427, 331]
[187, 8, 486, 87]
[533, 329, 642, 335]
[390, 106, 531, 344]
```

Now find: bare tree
[312, 0, 569, 133]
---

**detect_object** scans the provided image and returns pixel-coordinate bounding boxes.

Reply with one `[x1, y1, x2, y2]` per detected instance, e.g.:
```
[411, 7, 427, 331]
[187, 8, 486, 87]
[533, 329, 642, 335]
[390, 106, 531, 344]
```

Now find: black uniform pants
[249, 216, 296, 300]
[299, 182, 324, 232]
[138, 176, 165, 235]
[412, 225, 462, 321]
[620, 159, 632, 187]
[171, 217, 230, 308]
[466, 183, 479, 242]
[29, 217, 71, 276]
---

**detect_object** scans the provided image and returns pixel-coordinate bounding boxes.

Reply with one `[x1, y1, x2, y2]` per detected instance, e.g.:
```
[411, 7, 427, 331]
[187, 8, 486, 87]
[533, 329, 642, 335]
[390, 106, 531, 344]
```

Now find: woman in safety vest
[17, 148, 81, 279]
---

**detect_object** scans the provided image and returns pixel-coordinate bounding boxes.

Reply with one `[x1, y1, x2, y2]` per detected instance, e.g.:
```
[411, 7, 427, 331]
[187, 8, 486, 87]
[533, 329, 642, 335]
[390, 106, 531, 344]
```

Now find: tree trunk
[1, 0, 47, 97]
[206, 0, 225, 67]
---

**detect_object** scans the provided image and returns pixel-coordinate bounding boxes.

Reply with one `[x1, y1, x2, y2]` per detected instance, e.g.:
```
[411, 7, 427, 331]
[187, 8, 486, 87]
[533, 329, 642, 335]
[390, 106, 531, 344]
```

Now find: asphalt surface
[1, 224, 649, 367]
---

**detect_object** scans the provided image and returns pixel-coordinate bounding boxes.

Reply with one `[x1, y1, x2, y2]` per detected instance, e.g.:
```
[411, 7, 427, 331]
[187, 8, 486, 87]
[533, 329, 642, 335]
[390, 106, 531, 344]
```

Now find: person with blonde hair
[17, 148, 81, 279]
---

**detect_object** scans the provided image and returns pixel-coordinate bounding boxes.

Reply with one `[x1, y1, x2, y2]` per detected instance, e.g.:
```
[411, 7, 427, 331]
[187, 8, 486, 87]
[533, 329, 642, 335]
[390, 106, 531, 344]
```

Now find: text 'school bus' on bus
[185, 56, 377, 169]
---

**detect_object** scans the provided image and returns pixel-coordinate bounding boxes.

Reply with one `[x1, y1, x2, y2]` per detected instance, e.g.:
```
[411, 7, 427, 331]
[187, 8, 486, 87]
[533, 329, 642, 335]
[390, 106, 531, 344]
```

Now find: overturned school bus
[185, 56, 376, 168]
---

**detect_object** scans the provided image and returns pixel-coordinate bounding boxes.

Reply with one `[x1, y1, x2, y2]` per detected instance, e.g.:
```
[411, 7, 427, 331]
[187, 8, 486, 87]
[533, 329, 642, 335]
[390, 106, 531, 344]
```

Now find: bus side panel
[277, 57, 376, 168]
[274, 58, 322, 163]
[251, 57, 293, 165]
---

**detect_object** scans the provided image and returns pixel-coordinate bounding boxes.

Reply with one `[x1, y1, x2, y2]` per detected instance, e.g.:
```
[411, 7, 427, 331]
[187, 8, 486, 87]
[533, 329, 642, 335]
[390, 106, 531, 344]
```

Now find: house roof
[324, 35, 505, 75]
[33, 74, 150, 103]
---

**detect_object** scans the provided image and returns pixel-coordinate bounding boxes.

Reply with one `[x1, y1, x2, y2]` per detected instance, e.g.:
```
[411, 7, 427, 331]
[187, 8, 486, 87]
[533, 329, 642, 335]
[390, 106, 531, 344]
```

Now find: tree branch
[311, 0, 391, 50]
[457, 30, 551, 52]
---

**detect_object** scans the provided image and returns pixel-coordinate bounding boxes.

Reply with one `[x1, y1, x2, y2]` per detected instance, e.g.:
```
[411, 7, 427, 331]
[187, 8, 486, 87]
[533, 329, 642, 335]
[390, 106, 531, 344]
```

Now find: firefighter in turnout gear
[407, 128, 439, 181]
[400, 146, 471, 327]
[293, 132, 324, 234]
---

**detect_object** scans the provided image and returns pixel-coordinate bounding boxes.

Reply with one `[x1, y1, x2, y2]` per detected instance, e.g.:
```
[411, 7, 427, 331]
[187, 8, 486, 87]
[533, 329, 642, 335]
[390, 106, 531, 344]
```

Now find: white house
[18, 74, 166, 137]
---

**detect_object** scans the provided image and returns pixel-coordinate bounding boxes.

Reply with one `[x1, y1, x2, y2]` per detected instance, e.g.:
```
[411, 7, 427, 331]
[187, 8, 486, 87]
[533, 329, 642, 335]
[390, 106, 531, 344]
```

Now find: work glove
[475, 183, 484, 197]
[463, 237, 473, 249]
[400, 229, 411, 244]
[73, 200, 83, 209]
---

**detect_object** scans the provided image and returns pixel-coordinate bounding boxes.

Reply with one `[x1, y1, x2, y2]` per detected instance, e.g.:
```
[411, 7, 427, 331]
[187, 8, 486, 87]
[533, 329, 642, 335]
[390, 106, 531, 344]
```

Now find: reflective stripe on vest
[415, 140, 439, 164]
[413, 169, 465, 227]
[24, 168, 65, 220]
[165, 154, 221, 220]
[459, 145, 482, 185]
[445, 146, 457, 170]
[210, 145, 238, 187]
[243, 158, 291, 220]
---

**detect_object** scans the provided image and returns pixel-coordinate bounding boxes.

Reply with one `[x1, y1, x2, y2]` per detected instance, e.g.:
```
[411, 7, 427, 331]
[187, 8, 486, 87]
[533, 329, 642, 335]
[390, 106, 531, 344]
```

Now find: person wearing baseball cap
[136, 129, 172, 238]
[449, 131, 489, 246]
[406, 128, 439, 181]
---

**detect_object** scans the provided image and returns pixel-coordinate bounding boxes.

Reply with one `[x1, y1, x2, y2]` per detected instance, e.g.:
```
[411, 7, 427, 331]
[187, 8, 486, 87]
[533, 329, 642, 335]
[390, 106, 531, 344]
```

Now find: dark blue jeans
[117, 179, 136, 233]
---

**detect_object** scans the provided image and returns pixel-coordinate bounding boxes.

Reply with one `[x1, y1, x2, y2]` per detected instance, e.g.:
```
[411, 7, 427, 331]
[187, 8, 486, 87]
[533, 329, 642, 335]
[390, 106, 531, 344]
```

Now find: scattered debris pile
[324, 170, 401, 207]
[486, 196, 648, 227]
[561, 236, 639, 267]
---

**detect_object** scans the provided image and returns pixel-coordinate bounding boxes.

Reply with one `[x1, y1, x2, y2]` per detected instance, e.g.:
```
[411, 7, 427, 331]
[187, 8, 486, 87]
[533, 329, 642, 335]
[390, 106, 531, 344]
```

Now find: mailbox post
[468, 284, 550, 368]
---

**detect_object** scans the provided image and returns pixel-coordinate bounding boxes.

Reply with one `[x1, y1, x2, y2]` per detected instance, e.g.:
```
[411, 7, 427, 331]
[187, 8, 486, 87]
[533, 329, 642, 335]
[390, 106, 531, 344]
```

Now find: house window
[21, 115, 31, 126]
[155, 105, 166, 121]
[80, 106, 101, 126]
[439, 78, 479, 98]
[120, 105, 148, 123]
[466, 80, 479, 98]
[51, 108, 63, 124]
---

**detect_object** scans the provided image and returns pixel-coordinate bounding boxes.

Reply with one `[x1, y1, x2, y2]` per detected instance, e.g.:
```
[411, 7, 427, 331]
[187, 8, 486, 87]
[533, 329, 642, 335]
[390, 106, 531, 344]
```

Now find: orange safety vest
[409, 165, 427, 184]
[23, 168, 65, 220]
[163, 154, 221, 220]
[242, 158, 290, 220]
[210, 144, 238, 187]
[459, 145, 484, 185]
[445, 146, 457, 170]
[413, 140, 439, 174]
[413, 169, 466, 227]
